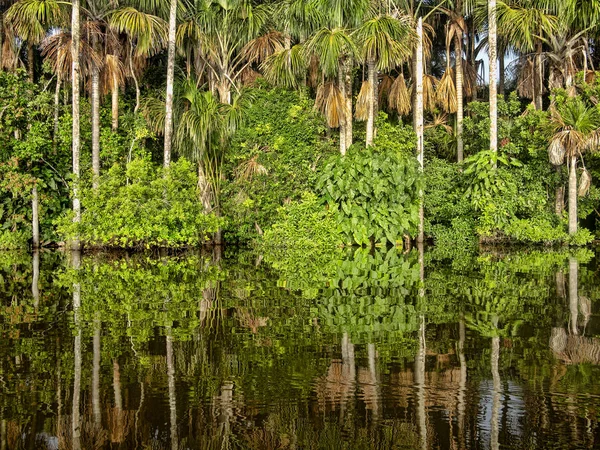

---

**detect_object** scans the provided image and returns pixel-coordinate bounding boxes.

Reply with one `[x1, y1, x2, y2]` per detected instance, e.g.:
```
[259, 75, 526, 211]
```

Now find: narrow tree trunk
[93, 321, 101, 426]
[569, 257, 579, 335]
[457, 317, 467, 449]
[568, 156, 578, 235]
[53, 75, 61, 145]
[534, 40, 543, 110]
[415, 314, 427, 450]
[163, 0, 178, 169]
[489, 0, 498, 155]
[166, 333, 178, 450]
[415, 18, 425, 244]
[338, 65, 347, 156]
[32, 249, 40, 308]
[32, 184, 39, 249]
[344, 59, 353, 147]
[71, 250, 82, 450]
[455, 34, 464, 163]
[490, 334, 501, 450]
[498, 50, 505, 96]
[470, 19, 478, 101]
[111, 80, 119, 131]
[0, 15, 4, 72]
[71, 0, 81, 250]
[91, 69, 100, 190]
[27, 41, 34, 82]
[129, 43, 141, 114]
[366, 59, 376, 147]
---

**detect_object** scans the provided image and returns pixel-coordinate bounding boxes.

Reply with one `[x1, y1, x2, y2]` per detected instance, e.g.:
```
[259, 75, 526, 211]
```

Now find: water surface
[0, 247, 599, 449]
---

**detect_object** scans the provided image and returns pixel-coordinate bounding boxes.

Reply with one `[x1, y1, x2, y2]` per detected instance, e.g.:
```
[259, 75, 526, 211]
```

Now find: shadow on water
[0, 245, 599, 449]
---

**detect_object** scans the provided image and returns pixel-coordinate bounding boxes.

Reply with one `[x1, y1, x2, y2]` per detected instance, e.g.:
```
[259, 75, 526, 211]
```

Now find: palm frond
[354, 80, 371, 121]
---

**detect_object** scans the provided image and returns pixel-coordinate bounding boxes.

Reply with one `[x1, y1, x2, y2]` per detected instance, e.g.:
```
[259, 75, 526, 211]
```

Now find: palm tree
[304, 27, 356, 155]
[163, 0, 177, 168]
[5, 0, 64, 81]
[488, 0, 497, 154]
[416, 16, 424, 243]
[549, 97, 600, 235]
[71, 0, 81, 248]
[354, 14, 414, 146]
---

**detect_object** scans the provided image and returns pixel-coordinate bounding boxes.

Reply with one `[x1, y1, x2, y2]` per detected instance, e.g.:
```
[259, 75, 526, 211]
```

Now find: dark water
[0, 246, 599, 449]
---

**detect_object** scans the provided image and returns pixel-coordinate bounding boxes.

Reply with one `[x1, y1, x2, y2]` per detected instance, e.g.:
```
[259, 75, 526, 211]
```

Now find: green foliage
[221, 87, 336, 243]
[262, 192, 342, 293]
[318, 141, 421, 246]
[57, 158, 221, 248]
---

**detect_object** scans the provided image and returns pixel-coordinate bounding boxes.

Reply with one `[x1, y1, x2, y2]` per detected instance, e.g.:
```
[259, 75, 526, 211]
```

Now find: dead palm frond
[437, 67, 457, 113]
[579, 168, 591, 197]
[388, 74, 411, 116]
[315, 82, 347, 128]
[461, 58, 478, 98]
[40, 30, 103, 80]
[378, 74, 394, 107]
[423, 74, 439, 112]
[425, 112, 452, 133]
[354, 80, 372, 122]
[548, 139, 566, 165]
[235, 154, 268, 181]
[101, 54, 126, 96]
[517, 57, 535, 100]
[243, 30, 285, 64]
[240, 67, 262, 86]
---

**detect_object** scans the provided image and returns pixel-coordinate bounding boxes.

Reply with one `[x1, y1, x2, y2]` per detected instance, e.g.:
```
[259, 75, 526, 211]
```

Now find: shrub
[57, 158, 221, 248]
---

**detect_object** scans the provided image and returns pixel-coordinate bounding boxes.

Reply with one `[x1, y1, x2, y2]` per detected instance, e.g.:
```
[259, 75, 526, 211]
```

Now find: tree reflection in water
[0, 247, 597, 449]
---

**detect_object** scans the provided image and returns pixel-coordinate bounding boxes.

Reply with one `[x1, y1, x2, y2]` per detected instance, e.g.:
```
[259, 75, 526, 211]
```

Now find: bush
[318, 141, 422, 246]
[57, 158, 221, 248]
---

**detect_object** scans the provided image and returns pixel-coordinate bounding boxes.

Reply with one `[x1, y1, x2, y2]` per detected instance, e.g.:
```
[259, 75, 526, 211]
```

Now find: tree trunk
[455, 34, 464, 163]
[415, 18, 424, 244]
[366, 59, 376, 147]
[32, 249, 40, 308]
[344, 59, 353, 147]
[534, 40, 543, 110]
[163, 0, 178, 169]
[71, 250, 82, 450]
[129, 42, 141, 114]
[27, 41, 34, 82]
[491, 334, 501, 450]
[415, 314, 427, 450]
[166, 333, 178, 450]
[71, 0, 81, 250]
[569, 257, 579, 335]
[111, 79, 119, 131]
[338, 65, 347, 156]
[498, 49, 505, 96]
[489, 0, 498, 154]
[0, 15, 3, 72]
[53, 75, 61, 145]
[93, 321, 101, 426]
[32, 184, 39, 249]
[457, 317, 467, 449]
[91, 69, 100, 190]
[217, 80, 231, 105]
[568, 156, 578, 235]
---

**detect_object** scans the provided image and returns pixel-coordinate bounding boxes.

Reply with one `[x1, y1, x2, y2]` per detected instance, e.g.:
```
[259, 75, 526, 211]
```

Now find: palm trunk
[71, 250, 82, 450]
[53, 75, 61, 145]
[498, 50, 505, 96]
[32, 184, 39, 248]
[415, 314, 427, 450]
[111, 78, 119, 131]
[415, 18, 424, 243]
[534, 40, 543, 110]
[91, 69, 100, 190]
[129, 43, 141, 114]
[93, 321, 101, 426]
[491, 334, 501, 450]
[555, 166, 564, 215]
[366, 59, 376, 147]
[163, 0, 178, 169]
[0, 15, 3, 72]
[338, 65, 347, 156]
[455, 34, 464, 163]
[457, 316, 467, 449]
[569, 257, 579, 335]
[71, 0, 81, 250]
[32, 249, 40, 308]
[166, 333, 178, 450]
[568, 156, 578, 235]
[344, 59, 353, 147]
[489, 0, 498, 154]
[27, 41, 34, 82]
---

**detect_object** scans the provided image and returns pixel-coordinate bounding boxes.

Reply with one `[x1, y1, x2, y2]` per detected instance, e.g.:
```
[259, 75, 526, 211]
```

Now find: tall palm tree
[488, 0, 497, 154]
[163, 0, 177, 168]
[354, 14, 414, 146]
[71, 0, 81, 248]
[416, 16, 424, 243]
[549, 97, 600, 236]
[5, 0, 64, 81]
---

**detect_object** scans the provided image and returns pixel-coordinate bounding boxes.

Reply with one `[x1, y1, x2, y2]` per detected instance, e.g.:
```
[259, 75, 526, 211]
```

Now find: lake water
[0, 246, 599, 449]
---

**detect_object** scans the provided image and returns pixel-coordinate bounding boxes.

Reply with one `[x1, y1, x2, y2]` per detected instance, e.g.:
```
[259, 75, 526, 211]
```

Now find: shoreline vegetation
[0, 1, 599, 255]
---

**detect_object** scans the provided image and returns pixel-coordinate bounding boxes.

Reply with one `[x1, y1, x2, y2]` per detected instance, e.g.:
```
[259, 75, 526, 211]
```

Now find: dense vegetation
[0, 0, 599, 249]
